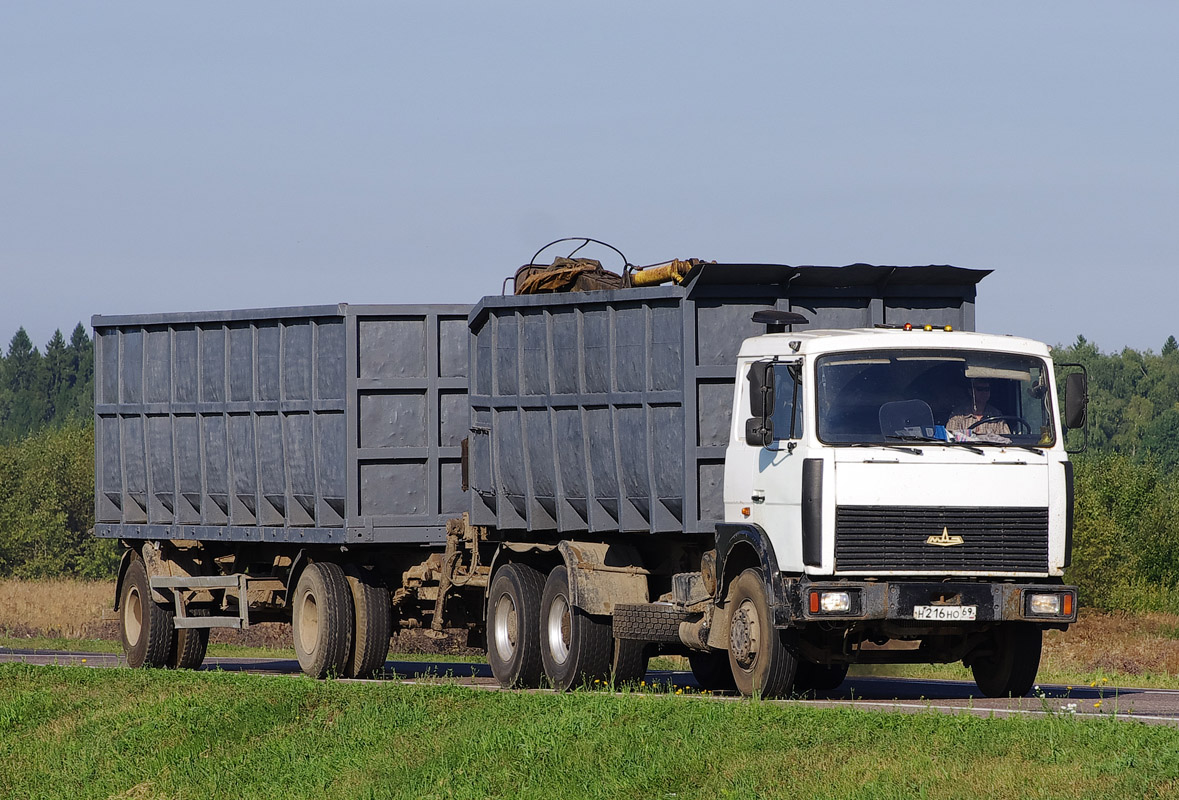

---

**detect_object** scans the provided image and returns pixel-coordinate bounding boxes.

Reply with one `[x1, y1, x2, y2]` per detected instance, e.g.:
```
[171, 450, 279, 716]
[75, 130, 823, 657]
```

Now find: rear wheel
[971, 624, 1042, 698]
[120, 554, 174, 669]
[487, 563, 546, 688]
[611, 639, 650, 685]
[689, 650, 737, 691]
[169, 609, 209, 670]
[540, 566, 612, 691]
[343, 565, 392, 678]
[727, 569, 798, 697]
[794, 660, 849, 693]
[291, 562, 354, 678]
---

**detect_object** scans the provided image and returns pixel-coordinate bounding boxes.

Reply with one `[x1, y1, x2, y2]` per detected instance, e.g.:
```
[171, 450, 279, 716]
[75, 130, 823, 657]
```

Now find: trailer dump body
[93, 304, 470, 545]
[467, 263, 989, 535]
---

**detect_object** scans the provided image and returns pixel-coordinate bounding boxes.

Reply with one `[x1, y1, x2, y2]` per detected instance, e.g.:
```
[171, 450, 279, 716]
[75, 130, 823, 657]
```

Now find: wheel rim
[124, 586, 143, 647]
[298, 590, 319, 655]
[729, 598, 760, 671]
[493, 592, 518, 663]
[546, 592, 572, 665]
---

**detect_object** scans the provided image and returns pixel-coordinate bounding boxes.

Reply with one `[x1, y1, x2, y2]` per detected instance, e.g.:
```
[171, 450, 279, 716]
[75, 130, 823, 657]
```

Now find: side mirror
[1064, 372, 1088, 429]
[745, 417, 774, 447]
[745, 360, 775, 447]
[747, 360, 774, 417]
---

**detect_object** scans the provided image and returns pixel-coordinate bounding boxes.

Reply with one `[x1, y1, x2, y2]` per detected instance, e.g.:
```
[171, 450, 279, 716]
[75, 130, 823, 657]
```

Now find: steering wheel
[968, 415, 1033, 434]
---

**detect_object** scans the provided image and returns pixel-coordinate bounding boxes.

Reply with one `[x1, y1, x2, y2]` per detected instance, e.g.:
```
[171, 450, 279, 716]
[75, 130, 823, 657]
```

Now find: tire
[343, 565, 392, 679]
[540, 566, 613, 691]
[291, 561, 354, 679]
[688, 650, 737, 691]
[119, 553, 175, 669]
[612, 639, 650, 685]
[169, 609, 210, 670]
[486, 563, 546, 688]
[970, 624, 1042, 698]
[726, 568, 798, 698]
[794, 660, 849, 693]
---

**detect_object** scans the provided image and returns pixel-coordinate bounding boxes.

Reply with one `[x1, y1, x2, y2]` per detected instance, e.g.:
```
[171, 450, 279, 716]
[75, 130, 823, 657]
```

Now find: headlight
[1026, 592, 1073, 617]
[819, 591, 851, 613]
[1028, 594, 1061, 615]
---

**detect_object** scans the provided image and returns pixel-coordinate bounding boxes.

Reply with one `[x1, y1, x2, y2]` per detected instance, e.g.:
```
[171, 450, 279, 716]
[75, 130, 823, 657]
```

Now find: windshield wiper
[848, 441, 923, 456]
[886, 434, 984, 455]
[1008, 444, 1045, 456]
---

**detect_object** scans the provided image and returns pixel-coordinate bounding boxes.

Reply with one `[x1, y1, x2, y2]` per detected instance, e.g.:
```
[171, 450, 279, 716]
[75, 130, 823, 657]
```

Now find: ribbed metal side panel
[467, 265, 987, 537]
[834, 506, 1049, 572]
[93, 303, 469, 544]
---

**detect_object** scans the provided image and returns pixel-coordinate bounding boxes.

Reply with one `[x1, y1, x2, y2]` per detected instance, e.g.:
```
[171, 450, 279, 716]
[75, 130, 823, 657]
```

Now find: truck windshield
[815, 349, 1056, 447]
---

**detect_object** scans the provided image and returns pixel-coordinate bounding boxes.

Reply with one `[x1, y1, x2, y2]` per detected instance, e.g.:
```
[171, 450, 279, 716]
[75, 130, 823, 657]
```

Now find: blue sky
[2, 2, 1176, 353]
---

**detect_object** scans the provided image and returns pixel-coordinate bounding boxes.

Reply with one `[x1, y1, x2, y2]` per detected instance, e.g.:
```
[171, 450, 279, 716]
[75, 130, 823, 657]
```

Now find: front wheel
[119, 553, 174, 669]
[291, 561, 354, 678]
[540, 566, 613, 691]
[970, 624, 1042, 698]
[727, 569, 798, 697]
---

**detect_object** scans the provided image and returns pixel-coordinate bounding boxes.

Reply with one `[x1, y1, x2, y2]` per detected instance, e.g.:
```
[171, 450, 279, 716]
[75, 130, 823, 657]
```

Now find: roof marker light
[944, 325, 953, 332]
[903, 323, 913, 331]
[923, 324, 934, 331]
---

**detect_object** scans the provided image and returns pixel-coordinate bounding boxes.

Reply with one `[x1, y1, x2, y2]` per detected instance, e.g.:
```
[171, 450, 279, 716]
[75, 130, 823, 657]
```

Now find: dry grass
[1042, 609, 1179, 678]
[4, 578, 1179, 681]
[0, 578, 114, 639]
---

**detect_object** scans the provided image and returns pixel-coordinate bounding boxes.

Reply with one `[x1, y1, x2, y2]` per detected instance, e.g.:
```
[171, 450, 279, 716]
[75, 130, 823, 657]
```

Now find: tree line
[0, 324, 94, 444]
[0, 323, 1177, 614]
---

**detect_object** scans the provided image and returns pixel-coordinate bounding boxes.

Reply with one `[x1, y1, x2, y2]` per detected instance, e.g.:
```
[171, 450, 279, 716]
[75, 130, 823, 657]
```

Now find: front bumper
[782, 578, 1077, 626]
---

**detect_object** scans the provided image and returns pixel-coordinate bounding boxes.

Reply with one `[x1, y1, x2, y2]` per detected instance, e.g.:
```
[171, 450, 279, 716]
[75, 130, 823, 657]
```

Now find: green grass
[0, 635, 292, 659]
[2, 665, 1177, 800]
[0, 635, 489, 663]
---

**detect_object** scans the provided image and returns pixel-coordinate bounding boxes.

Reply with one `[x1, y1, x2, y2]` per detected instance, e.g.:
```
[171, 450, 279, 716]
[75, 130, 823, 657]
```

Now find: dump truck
[94, 254, 1086, 697]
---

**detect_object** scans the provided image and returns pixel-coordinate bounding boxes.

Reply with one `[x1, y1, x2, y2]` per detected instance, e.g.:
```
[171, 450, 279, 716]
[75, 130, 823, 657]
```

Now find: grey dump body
[467, 263, 987, 536]
[93, 263, 987, 546]
[93, 304, 471, 545]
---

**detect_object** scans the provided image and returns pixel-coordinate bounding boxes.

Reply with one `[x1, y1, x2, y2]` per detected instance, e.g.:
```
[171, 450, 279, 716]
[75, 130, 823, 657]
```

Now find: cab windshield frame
[814, 348, 1057, 448]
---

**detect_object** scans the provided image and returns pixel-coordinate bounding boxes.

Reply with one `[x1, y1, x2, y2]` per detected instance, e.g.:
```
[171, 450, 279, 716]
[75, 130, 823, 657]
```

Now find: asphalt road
[3, 646, 1176, 726]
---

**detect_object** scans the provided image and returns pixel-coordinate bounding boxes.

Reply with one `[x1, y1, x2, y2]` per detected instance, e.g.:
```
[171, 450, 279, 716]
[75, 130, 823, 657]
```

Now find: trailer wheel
[971, 624, 1042, 698]
[540, 565, 612, 691]
[611, 639, 650, 685]
[291, 562, 354, 679]
[343, 565, 392, 679]
[487, 563, 546, 688]
[726, 569, 798, 697]
[169, 609, 209, 670]
[793, 660, 849, 693]
[119, 554, 174, 669]
[688, 650, 737, 691]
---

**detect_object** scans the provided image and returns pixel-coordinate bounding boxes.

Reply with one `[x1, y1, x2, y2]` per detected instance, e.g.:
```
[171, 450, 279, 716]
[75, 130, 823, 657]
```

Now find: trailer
[95, 257, 1085, 696]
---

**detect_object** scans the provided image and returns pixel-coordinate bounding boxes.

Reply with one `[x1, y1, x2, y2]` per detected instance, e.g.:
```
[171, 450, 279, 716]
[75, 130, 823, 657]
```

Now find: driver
[947, 378, 1010, 435]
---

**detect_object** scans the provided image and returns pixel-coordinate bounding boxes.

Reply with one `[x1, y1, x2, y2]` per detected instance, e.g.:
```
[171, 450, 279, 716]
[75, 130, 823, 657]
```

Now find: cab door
[724, 360, 807, 572]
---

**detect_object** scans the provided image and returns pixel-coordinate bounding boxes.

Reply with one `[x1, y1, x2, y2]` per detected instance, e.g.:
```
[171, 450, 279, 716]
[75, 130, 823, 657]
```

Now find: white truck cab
[716, 322, 1081, 697]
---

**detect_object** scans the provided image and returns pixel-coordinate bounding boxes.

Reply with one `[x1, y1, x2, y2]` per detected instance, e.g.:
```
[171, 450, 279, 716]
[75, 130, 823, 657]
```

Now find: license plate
[913, 605, 977, 621]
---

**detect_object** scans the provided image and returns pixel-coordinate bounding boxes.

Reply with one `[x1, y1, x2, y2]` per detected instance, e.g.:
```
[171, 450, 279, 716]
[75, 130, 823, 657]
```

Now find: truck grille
[834, 506, 1050, 573]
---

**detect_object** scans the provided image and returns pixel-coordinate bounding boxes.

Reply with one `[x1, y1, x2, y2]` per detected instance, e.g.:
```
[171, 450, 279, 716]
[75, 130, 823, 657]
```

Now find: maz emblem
[926, 527, 964, 547]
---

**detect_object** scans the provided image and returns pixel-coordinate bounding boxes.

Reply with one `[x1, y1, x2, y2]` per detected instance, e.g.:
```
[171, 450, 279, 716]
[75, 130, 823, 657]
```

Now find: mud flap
[557, 540, 649, 615]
